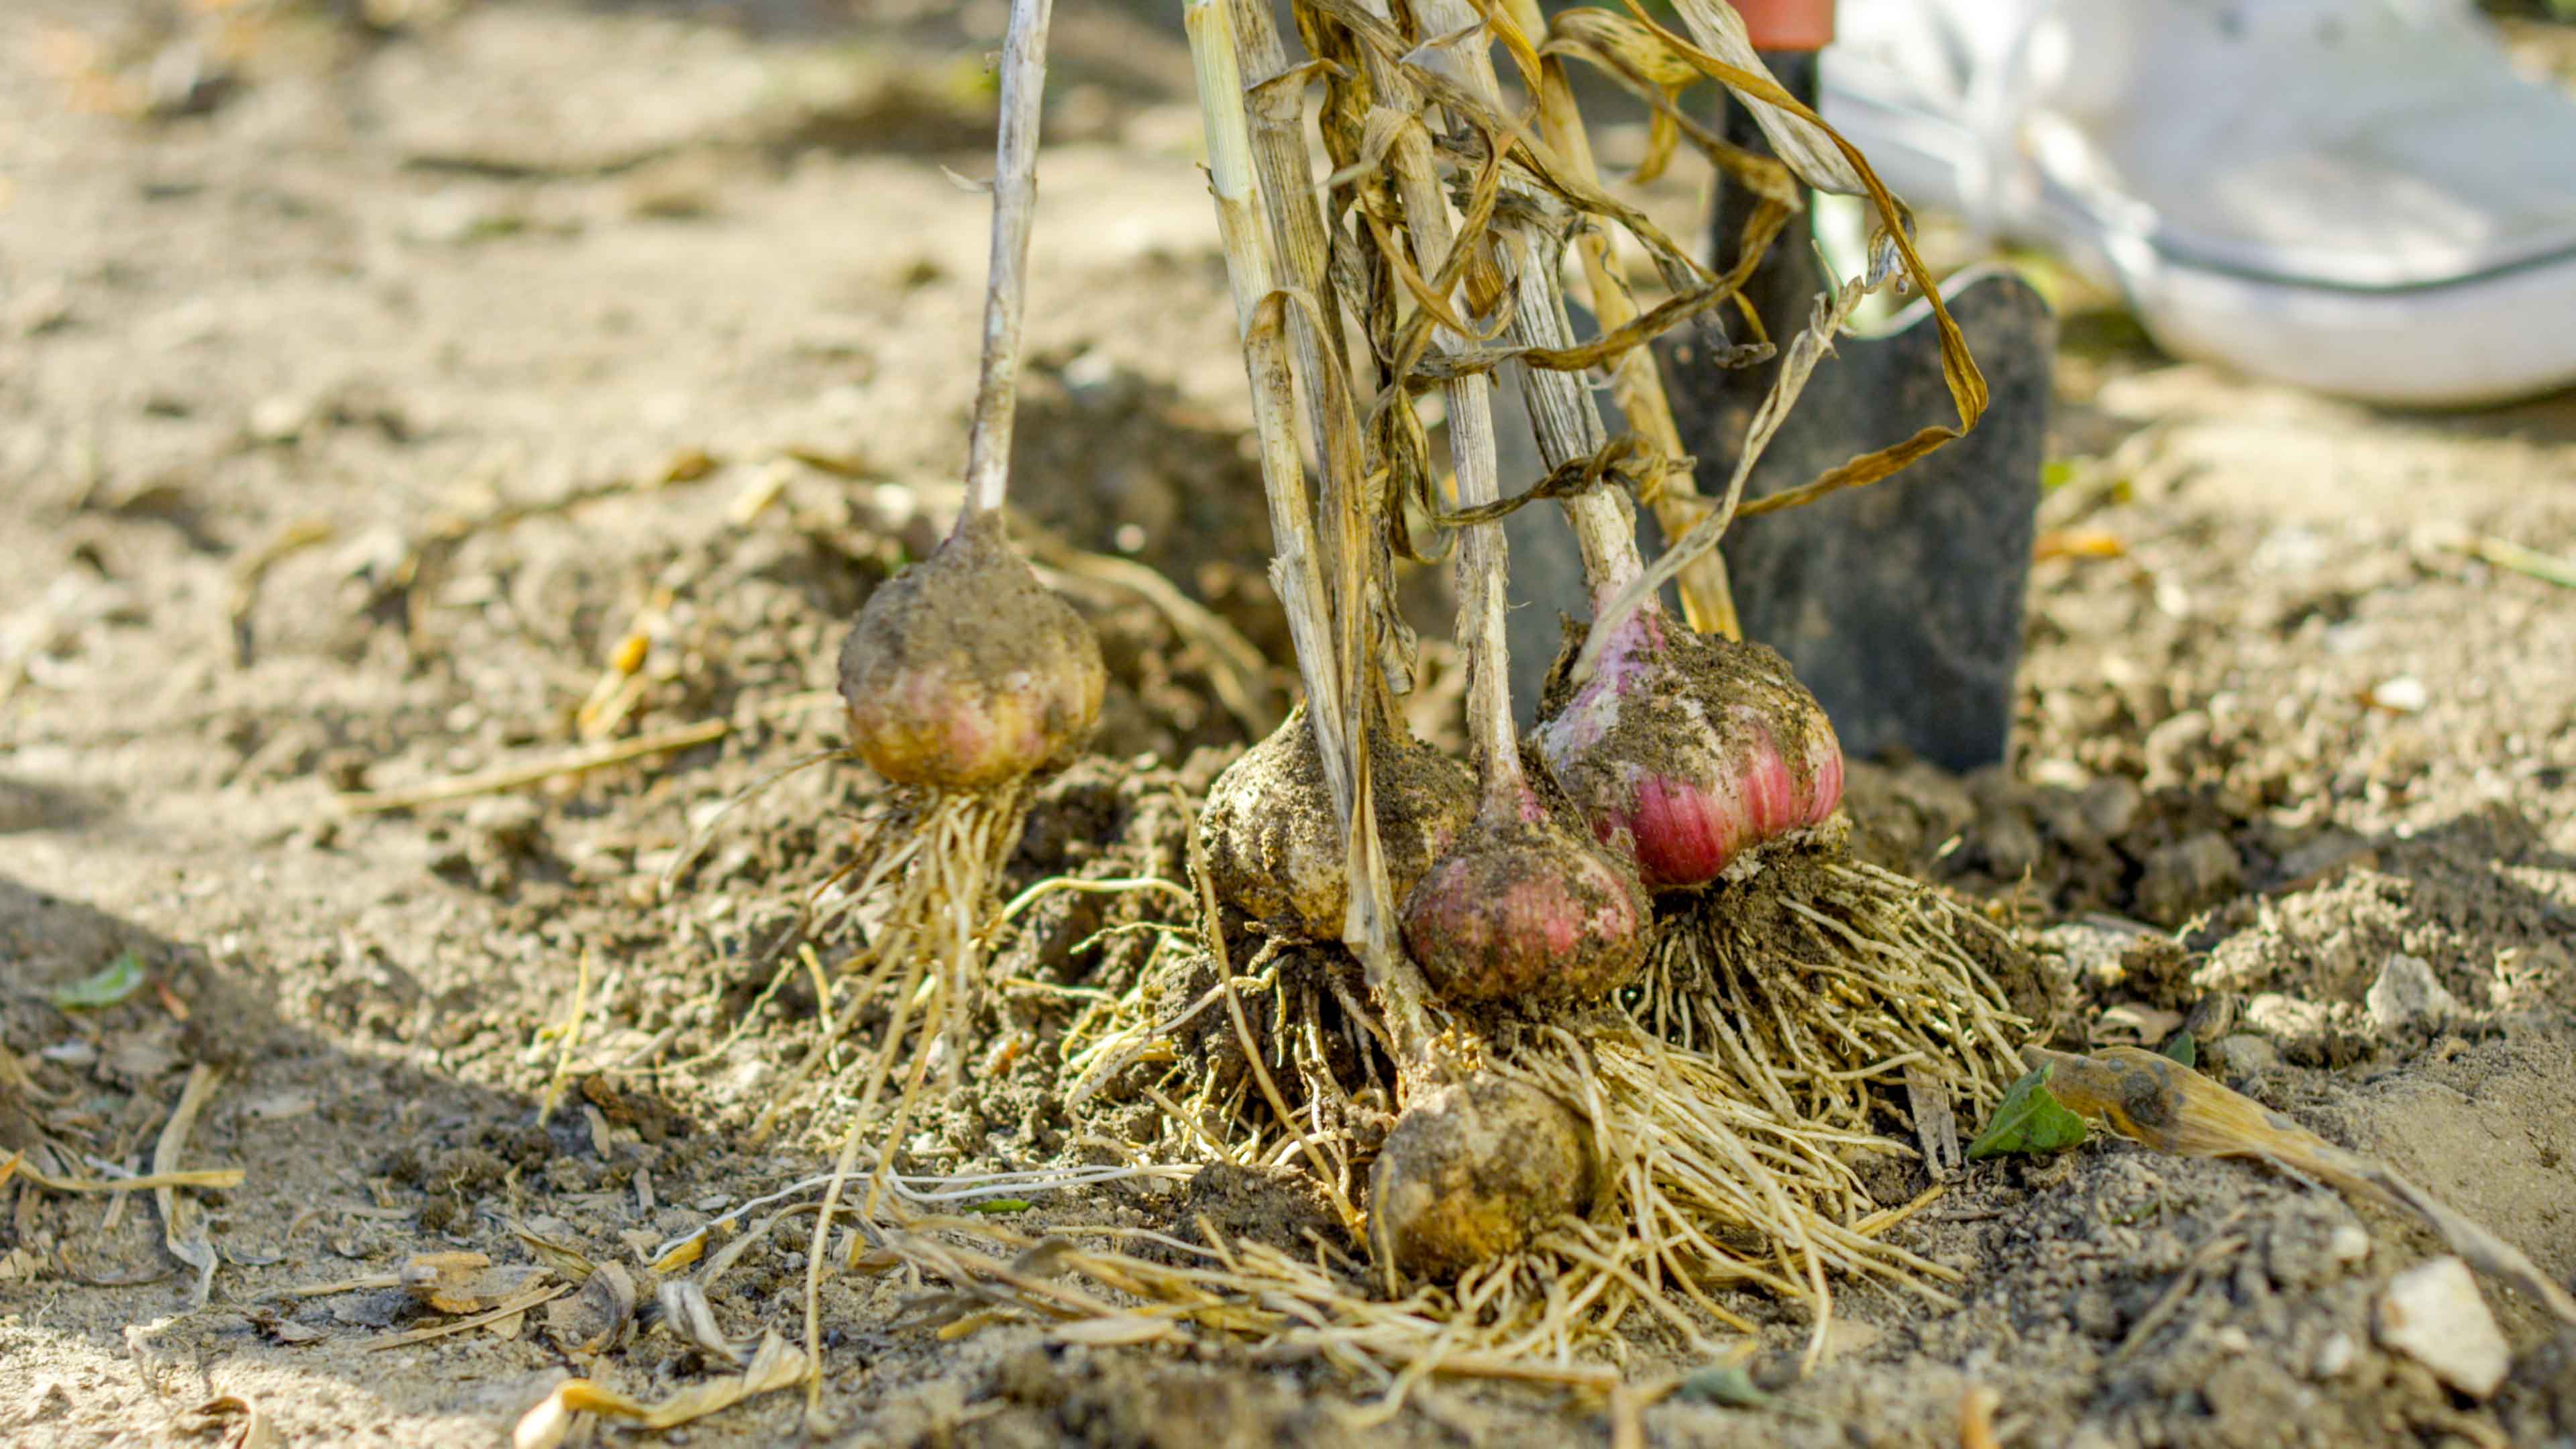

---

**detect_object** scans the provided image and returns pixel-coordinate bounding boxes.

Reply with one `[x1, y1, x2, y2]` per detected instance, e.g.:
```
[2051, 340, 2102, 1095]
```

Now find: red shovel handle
[1731, 0, 1834, 51]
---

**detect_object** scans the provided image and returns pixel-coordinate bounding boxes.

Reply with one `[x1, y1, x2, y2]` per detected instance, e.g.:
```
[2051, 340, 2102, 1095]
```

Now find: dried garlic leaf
[511, 1222, 598, 1283]
[657, 1278, 751, 1366]
[400, 1252, 548, 1315]
[186, 1395, 280, 1449]
[515, 1328, 811, 1447]
[545, 1260, 637, 1354]
[2027, 1046, 2576, 1326]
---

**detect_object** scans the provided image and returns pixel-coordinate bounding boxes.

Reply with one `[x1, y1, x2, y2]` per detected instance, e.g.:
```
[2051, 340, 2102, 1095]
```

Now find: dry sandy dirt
[5, 2, 2576, 1446]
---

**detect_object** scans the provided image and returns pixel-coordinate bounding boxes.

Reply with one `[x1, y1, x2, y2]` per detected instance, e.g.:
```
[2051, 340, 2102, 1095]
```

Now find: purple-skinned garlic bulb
[1399, 770, 1650, 1004]
[1397, 387, 1649, 1005]
[1534, 608, 1843, 891]
[833, 0, 1104, 798]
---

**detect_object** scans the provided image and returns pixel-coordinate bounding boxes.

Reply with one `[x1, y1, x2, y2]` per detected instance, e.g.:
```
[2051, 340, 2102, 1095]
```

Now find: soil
[5, 3, 2576, 1448]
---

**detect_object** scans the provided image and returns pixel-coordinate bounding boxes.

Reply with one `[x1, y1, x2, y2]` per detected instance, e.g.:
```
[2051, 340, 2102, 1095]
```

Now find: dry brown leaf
[1613, 0, 1990, 496]
[646, 1231, 706, 1276]
[1650, 0, 1864, 194]
[1572, 278, 1868, 680]
[186, 1395, 280, 1449]
[511, 1222, 598, 1283]
[657, 1278, 751, 1366]
[545, 1260, 637, 1354]
[514, 1330, 811, 1449]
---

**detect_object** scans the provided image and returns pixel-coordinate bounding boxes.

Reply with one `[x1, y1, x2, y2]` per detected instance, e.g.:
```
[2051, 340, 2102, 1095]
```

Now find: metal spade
[1660, 50, 2054, 771]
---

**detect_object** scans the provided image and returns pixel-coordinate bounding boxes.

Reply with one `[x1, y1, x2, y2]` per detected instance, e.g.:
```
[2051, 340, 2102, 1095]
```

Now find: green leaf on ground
[50, 951, 148, 1010]
[2159, 1032, 2197, 1067]
[1673, 1361, 1770, 1409]
[1966, 1063, 2090, 1160]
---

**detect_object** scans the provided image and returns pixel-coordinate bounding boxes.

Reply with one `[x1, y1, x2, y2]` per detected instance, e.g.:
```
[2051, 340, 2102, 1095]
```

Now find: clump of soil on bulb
[1368, 1072, 1597, 1278]
[1197, 706, 1475, 938]
[1536, 613, 1844, 890]
[838, 510, 1107, 792]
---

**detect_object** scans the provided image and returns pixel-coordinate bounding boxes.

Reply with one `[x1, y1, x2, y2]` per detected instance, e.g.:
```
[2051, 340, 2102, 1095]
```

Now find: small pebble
[2136, 831, 2243, 926]
[39, 1039, 98, 1067]
[1980, 810, 2042, 879]
[2365, 954, 2462, 1032]
[2143, 710, 2214, 786]
[2079, 775, 2144, 841]
[248, 394, 312, 444]
[2210, 1032, 2284, 1077]
[2275, 829, 2371, 882]
[2375, 1256, 2509, 1398]
[2367, 676, 2429, 714]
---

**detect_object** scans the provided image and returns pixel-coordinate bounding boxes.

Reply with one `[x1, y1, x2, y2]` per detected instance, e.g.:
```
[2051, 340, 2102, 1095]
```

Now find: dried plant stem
[958, 0, 1054, 524]
[1187, 0, 1352, 818]
[5, 1159, 244, 1195]
[1223, 27, 1407, 1037]
[1452, 472, 1523, 791]
[1344, 0, 1518, 788]
[336, 718, 733, 814]
[1225, 0, 1369, 606]
[1497, 0, 1739, 639]
[153, 1063, 223, 1307]
[1413, 0, 1650, 610]
[1195, 0, 1437, 1076]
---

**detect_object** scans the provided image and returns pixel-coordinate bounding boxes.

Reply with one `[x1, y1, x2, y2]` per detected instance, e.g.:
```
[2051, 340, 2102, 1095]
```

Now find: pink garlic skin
[1399, 814, 1650, 1004]
[1534, 612, 1844, 890]
[845, 658, 1080, 793]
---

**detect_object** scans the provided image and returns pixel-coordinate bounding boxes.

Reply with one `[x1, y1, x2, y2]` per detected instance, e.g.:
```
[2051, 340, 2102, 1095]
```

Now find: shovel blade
[1661, 266, 2054, 771]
